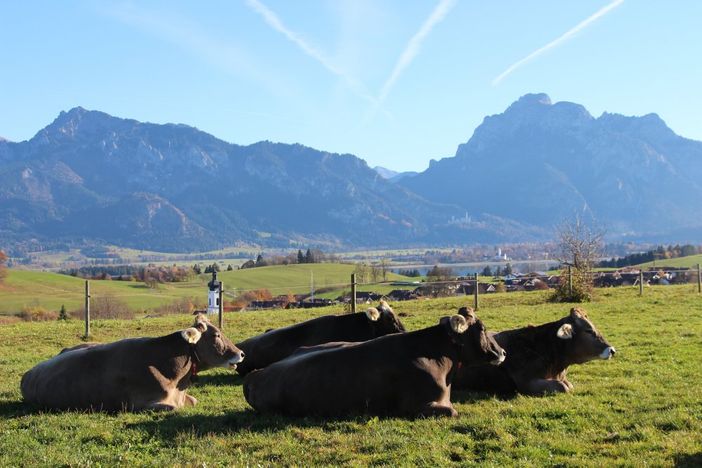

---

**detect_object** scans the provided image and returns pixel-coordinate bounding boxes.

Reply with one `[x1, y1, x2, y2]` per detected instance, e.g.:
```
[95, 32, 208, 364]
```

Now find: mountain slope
[1, 108, 536, 252]
[401, 93, 702, 238]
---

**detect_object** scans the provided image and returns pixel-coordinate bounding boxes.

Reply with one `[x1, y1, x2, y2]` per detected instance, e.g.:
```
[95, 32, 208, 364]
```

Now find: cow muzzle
[599, 346, 616, 360]
[490, 348, 507, 366]
[226, 351, 245, 369]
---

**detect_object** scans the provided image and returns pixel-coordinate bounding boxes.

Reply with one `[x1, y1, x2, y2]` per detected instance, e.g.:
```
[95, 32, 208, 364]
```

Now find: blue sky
[1, 1, 700, 172]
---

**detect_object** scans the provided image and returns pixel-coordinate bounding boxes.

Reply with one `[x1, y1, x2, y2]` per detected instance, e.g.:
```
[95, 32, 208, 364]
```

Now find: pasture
[1, 285, 701, 465]
[0, 265, 410, 316]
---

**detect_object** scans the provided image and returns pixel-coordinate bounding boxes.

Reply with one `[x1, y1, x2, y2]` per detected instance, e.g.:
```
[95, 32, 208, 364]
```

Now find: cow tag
[556, 323, 574, 339]
[365, 307, 380, 321]
[450, 315, 468, 334]
[181, 327, 202, 344]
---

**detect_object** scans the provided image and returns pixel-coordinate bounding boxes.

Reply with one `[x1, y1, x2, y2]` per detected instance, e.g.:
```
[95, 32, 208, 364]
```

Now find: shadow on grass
[193, 373, 244, 387]
[451, 389, 516, 404]
[675, 453, 702, 467]
[0, 399, 33, 418]
[126, 409, 358, 442]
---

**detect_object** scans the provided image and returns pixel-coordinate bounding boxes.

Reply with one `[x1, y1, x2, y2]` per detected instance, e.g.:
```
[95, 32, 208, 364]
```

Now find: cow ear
[181, 327, 202, 344]
[449, 315, 469, 334]
[378, 300, 393, 314]
[365, 307, 380, 321]
[557, 323, 574, 340]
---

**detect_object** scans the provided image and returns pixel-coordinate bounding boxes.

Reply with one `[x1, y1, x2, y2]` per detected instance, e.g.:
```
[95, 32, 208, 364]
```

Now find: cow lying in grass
[235, 300, 405, 375]
[21, 314, 244, 412]
[243, 308, 505, 418]
[453, 307, 616, 395]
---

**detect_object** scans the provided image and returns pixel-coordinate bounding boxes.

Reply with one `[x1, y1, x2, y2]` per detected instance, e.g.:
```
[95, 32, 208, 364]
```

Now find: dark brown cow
[243, 310, 506, 417]
[235, 300, 405, 375]
[21, 314, 244, 412]
[453, 307, 615, 395]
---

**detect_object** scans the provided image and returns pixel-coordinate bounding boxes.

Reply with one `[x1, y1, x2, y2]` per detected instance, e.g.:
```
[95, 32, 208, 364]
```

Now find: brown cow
[235, 300, 406, 375]
[21, 314, 244, 411]
[453, 307, 615, 395]
[243, 309, 505, 418]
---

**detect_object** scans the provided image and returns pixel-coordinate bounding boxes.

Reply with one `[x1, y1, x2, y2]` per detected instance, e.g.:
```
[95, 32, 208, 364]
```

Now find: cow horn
[181, 327, 202, 344]
[450, 315, 469, 334]
[365, 307, 380, 321]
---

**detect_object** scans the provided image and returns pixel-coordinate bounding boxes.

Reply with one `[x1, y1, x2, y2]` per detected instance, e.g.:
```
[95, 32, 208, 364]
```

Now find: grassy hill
[636, 253, 702, 269]
[218, 263, 408, 296]
[0, 286, 701, 465]
[0, 264, 411, 315]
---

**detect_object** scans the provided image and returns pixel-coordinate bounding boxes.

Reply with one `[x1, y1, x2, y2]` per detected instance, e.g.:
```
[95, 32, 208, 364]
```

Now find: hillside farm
[1, 286, 701, 465]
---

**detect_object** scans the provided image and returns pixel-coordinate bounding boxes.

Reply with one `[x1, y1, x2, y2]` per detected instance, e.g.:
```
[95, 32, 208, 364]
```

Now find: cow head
[181, 314, 245, 371]
[365, 300, 406, 336]
[556, 307, 616, 364]
[446, 307, 505, 366]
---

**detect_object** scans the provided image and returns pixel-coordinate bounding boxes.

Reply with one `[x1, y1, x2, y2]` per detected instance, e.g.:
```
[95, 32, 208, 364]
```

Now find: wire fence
[56, 264, 702, 338]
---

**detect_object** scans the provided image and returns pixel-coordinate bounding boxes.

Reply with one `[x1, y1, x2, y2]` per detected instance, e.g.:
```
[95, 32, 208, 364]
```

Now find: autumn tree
[0, 250, 7, 283]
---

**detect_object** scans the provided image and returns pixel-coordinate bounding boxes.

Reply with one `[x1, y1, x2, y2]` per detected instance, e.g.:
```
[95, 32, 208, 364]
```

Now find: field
[0, 265, 413, 315]
[1, 285, 701, 466]
[636, 254, 702, 269]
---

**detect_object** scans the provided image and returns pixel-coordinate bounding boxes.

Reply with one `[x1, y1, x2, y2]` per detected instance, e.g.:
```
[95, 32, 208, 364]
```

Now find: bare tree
[553, 215, 604, 302]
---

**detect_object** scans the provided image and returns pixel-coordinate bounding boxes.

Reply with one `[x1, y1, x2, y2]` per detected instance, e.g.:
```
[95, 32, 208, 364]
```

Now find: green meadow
[0, 265, 411, 315]
[0, 285, 701, 466]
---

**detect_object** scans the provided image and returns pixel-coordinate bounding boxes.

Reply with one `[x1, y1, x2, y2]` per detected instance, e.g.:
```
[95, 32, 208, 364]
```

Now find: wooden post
[568, 266, 573, 296]
[351, 273, 357, 314]
[474, 273, 479, 311]
[697, 264, 701, 293]
[639, 271, 644, 296]
[84, 280, 90, 339]
[218, 281, 224, 330]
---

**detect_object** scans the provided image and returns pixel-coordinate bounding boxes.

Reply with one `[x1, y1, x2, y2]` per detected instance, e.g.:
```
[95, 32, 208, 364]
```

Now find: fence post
[639, 271, 644, 296]
[568, 266, 573, 296]
[218, 281, 224, 330]
[84, 280, 90, 339]
[697, 264, 701, 293]
[351, 274, 357, 314]
[474, 272, 479, 311]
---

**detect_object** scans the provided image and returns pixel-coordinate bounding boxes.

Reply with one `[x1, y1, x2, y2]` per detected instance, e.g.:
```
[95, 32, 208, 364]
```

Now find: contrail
[492, 0, 625, 86]
[245, 0, 380, 106]
[378, 0, 457, 104]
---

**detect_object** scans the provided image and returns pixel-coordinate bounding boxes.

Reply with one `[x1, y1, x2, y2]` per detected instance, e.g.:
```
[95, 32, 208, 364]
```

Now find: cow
[234, 300, 406, 376]
[453, 307, 616, 396]
[20, 314, 244, 412]
[242, 309, 506, 418]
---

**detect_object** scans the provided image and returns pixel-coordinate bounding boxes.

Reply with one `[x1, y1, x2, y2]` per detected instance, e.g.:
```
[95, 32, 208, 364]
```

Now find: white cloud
[245, 0, 380, 107]
[377, 0, 457, 104]
[492, 0, 625, 86]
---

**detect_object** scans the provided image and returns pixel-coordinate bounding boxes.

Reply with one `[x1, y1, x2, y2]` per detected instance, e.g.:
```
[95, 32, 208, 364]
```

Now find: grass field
[1, 285, 701, 465]
[0, 265, 411, 315]
[636, 254, 702, 269]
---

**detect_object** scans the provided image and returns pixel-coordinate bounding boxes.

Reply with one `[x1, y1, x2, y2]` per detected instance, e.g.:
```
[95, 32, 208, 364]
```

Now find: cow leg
[184, 393, 198, 407]
[419, 402, 458, 418]
[145, 402, 177, 411]
[561, 379, 574, 392]
[518, 378, 570, 396]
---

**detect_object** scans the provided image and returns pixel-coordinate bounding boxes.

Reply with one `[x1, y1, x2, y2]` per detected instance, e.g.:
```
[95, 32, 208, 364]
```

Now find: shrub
[19, 305, 59, 322]
[551, 269, 593, 303]
[69, 295, 134, 320]
[152, 297, 202, 316]
[58, 304, 68, 321]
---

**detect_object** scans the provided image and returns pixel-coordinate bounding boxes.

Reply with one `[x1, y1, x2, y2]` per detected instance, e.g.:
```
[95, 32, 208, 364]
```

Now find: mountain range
[1, 93, 701, 253]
